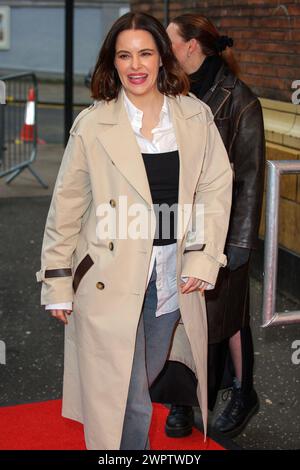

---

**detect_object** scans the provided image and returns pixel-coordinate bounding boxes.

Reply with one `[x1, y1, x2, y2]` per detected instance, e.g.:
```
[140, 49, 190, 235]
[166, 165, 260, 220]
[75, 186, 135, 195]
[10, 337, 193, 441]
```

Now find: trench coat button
[108, 242, 114, 251]
[110, 199, 116, 208]
[96, 281, 105, 290]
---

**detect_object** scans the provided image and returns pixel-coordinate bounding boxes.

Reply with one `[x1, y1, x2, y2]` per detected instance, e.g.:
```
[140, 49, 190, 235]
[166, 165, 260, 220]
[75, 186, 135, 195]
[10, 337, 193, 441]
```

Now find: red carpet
[0, 400, 224, 450]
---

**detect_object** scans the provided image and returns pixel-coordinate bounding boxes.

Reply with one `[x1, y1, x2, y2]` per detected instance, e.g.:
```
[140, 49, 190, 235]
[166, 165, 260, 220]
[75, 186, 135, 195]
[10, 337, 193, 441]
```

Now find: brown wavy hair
[171, 14, 239, 76]
[91, 12, 190, 101]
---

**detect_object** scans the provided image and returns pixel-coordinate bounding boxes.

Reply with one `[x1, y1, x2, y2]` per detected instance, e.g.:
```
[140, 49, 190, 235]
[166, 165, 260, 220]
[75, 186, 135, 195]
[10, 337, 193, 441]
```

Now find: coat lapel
[96, 97, 153, 207]
[201, 65, 236, 116]
[203, 86, 231, 115]
[168, 96, 206, 242]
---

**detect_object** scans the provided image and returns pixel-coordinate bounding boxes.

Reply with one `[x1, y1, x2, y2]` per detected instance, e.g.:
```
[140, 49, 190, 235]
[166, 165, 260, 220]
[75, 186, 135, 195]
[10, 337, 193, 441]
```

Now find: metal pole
[262, 161, 280, 326]
[64, 0, 74, 147]
[164, 0, 170, 27]
[262, 160, 300, 327]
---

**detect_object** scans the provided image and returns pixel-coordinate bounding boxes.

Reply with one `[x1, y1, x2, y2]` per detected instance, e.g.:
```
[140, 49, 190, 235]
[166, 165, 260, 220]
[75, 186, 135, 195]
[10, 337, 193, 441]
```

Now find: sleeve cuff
[45, 302, 73, 310]
[180, 276, 214, 290]
[181, 251, 225, 286]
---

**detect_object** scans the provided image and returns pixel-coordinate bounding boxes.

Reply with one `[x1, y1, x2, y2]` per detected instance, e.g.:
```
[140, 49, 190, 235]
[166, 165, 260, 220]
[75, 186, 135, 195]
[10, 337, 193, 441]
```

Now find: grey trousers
[119, 262, 181, 450]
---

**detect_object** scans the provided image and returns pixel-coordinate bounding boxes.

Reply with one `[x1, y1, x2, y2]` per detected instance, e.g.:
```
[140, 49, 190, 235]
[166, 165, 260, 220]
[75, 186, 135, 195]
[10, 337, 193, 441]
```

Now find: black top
[142, 150, 179, 246]
[189, 55, 223, 100]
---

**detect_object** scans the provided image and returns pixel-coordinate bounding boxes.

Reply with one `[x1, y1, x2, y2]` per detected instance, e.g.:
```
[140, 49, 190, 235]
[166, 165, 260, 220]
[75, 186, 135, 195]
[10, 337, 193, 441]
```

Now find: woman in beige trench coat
[36, 12, 232, 450]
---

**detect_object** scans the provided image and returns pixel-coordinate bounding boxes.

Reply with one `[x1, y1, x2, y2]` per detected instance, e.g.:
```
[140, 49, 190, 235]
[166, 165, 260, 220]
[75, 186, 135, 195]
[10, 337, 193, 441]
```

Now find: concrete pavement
[0, 144, 64, 199]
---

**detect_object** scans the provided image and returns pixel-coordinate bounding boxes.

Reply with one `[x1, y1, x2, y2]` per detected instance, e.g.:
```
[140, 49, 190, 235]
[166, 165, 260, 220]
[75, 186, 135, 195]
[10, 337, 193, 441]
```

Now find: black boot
[213, 386, 259, 438]
[165, 405, 194, 438]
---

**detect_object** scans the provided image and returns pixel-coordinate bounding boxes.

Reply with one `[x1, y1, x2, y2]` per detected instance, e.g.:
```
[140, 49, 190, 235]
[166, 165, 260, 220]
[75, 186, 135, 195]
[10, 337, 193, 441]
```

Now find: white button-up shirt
[123, 91, 179, 316]
[46, 91, 205, 316]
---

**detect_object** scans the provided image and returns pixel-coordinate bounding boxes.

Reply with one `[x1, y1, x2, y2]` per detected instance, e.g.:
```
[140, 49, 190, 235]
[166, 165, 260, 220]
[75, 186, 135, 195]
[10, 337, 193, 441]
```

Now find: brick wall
[130, 0, 300, 102]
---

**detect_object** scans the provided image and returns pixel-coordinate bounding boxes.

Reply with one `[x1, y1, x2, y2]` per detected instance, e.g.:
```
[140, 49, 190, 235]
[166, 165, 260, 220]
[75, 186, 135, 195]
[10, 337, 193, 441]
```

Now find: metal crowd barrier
[262, 160, 300, 327]
[0, 71, 47, 187]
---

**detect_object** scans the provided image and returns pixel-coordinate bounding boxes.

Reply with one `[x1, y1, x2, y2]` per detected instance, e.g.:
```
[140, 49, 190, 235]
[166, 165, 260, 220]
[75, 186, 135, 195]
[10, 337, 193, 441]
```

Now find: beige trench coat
[36, 92, 232, 450]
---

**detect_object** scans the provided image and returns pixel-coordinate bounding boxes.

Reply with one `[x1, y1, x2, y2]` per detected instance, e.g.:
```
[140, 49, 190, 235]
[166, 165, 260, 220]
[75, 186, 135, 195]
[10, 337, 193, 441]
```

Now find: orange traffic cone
[20, 87, 45, 144]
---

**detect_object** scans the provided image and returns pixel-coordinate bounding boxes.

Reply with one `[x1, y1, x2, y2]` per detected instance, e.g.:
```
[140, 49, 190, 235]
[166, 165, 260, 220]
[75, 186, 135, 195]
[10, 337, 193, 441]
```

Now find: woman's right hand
[50, 309, 72, 325]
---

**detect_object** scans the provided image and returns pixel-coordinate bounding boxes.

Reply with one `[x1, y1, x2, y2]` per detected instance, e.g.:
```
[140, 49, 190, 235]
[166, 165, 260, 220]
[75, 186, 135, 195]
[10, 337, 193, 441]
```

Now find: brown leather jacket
[201, 64, 265, 250]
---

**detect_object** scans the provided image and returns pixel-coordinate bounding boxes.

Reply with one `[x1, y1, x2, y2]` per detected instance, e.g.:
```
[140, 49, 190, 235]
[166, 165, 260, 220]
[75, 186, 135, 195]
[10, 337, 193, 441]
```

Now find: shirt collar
[123, 89, 169, 130]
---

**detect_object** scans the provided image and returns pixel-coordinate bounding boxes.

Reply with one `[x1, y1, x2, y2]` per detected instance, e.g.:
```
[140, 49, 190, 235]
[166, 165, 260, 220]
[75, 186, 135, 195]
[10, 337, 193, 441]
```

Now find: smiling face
[114, 29, 162, 100]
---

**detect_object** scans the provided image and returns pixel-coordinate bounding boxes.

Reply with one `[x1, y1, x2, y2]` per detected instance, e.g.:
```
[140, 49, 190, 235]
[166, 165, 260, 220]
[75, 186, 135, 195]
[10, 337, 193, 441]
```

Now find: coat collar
[96, 92, 203, 125]
[95, 93, 206, 241]
[202, 64, 237, 115]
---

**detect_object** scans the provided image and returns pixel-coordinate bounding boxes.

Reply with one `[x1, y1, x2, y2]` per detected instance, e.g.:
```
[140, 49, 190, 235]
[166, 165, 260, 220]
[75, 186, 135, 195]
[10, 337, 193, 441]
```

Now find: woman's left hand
[180, 277, 209, 295]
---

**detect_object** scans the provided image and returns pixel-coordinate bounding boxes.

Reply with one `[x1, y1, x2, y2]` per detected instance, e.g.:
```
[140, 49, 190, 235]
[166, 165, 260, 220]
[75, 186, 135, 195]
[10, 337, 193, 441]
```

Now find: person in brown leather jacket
[150, 13, 265, 439]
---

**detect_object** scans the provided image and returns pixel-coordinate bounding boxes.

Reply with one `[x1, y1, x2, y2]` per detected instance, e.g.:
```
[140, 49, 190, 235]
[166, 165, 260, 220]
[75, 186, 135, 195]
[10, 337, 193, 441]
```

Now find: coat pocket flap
[73, 254, 94, 293]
